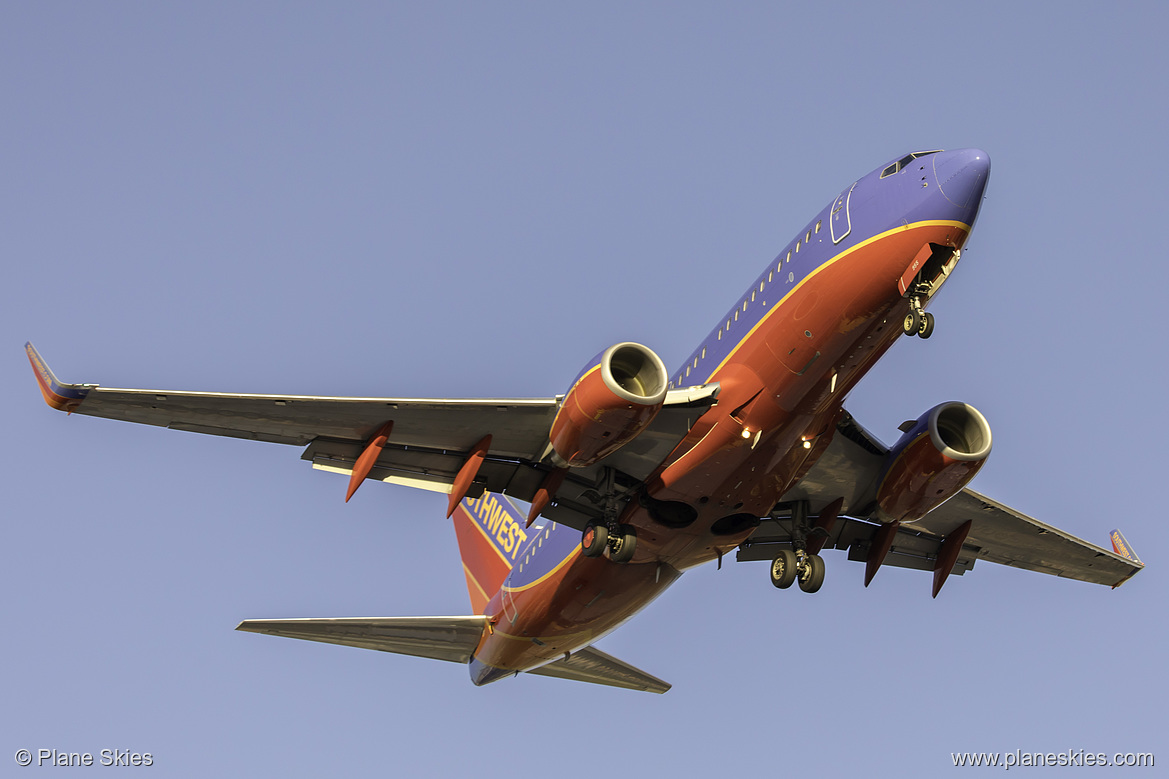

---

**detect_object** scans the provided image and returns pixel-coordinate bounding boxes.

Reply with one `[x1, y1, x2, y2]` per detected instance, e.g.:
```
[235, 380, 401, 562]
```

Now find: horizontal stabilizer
[530, 646, 671, 694]
[236, 616, 669, 693]
[236, 616, 488, 664]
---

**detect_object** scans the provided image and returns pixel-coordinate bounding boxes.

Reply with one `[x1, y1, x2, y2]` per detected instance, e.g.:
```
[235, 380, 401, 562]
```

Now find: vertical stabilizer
[450, 493, 531, 613]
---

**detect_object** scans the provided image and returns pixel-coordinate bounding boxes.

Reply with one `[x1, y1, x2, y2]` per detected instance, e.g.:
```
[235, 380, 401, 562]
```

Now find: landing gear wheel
[798, 553, 825, 593]
[918, 312, 935, 339]
[581, 524, 608, 557]
[608, 525, 637, 563]
[770, 549, 798, 589]
[902, 310, 922, 337]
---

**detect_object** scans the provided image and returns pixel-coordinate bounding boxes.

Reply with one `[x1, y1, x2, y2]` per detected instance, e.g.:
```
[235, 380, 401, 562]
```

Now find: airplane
[27, 148, 1143, 693]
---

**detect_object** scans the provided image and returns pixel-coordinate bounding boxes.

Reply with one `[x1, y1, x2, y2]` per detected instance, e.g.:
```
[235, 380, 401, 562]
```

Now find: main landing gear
[582, 522, 638, 563]
[769, 549, 825, 593]
[580, 467, 638, 563]
[768, 500, 826, 594]
[901, 283, 935, 339]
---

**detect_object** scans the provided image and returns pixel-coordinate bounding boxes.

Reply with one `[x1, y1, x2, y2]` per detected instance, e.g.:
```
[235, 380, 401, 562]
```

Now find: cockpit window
[880, 149, 944, 179]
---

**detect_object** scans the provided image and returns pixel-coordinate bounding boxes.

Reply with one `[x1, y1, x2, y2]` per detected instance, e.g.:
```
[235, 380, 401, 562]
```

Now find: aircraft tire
[582, 524, 608, 557]
[919, 312, 935, 339]
[770, 549, 798, 589]
[902, 310, 921, 337]
[798, 554, 826, 593]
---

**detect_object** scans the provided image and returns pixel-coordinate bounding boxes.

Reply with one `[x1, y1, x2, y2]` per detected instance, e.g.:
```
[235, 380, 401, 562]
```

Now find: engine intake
[548, 342, 669, 467]
[876, 402, 992, 522]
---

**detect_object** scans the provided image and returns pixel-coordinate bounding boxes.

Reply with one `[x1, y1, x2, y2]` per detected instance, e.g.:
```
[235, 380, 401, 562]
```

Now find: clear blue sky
[4, 2, 1165, 775]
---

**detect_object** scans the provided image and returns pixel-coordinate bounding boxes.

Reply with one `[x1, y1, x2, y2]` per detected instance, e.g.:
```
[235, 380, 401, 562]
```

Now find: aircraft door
[829, 183, 855, 244]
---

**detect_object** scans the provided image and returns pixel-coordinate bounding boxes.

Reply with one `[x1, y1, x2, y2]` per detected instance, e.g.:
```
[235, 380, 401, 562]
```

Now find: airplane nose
[933, 148, 990, 209]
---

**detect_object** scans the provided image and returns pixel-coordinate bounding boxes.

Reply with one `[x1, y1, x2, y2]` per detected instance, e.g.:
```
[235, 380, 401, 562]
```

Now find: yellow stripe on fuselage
[704, 219, 971, 383]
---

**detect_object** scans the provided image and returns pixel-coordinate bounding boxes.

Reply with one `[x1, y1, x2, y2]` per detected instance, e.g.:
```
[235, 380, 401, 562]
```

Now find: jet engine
[876, 402, 992, 522]
[548, 342, 669, 467]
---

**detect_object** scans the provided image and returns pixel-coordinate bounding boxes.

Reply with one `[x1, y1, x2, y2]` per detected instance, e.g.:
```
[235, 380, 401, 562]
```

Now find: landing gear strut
[580, 468, 638, 563]
[768, 501, 826, 594]
[902, 283, 935, 339]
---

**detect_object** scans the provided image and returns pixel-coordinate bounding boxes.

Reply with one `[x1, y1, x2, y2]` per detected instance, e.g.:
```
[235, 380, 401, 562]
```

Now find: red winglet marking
[446, 435, 492, 518]
[345, 421, 394, 503]
[25, 343, 88, 414]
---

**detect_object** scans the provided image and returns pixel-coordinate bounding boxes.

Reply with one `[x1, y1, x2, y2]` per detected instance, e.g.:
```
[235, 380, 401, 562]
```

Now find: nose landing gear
[902, 284, 935, 339]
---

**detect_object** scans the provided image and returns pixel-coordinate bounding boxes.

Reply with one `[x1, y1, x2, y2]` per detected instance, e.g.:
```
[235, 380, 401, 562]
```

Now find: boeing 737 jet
[28, 148, 1143, 693]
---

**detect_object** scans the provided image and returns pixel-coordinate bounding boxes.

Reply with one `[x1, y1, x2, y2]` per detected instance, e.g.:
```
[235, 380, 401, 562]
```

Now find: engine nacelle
[548, 342, 669, 468]
[876, 402, 992, 522]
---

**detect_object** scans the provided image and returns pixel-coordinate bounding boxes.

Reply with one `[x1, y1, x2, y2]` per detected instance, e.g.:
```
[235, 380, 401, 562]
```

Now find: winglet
[1110, 530, 1143, 566]
[25, 342, 92, 413]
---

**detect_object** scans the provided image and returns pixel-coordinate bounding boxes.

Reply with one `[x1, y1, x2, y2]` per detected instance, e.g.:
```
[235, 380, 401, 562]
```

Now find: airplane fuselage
[471, 149, 990, 685]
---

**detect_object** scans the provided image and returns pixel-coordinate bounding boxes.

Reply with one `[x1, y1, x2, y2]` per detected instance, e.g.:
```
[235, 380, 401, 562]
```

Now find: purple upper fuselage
[674, 148, 990, 385]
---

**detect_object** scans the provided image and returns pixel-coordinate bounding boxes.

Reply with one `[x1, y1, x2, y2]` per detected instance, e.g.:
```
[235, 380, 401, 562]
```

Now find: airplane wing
[236, 616, 669, 692]
[26, 343, 718, 529]
[741, 409, 1144, 591]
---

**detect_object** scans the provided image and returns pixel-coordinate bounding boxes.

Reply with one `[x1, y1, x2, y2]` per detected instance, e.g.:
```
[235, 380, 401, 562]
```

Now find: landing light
[741, 429, 751, 439]
[802, 440, 812, 449]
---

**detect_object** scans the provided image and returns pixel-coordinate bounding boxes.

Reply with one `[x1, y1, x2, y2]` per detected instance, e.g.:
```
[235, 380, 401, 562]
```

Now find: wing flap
[528, 646, 670, 694]
[235, 616, 489, 664]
